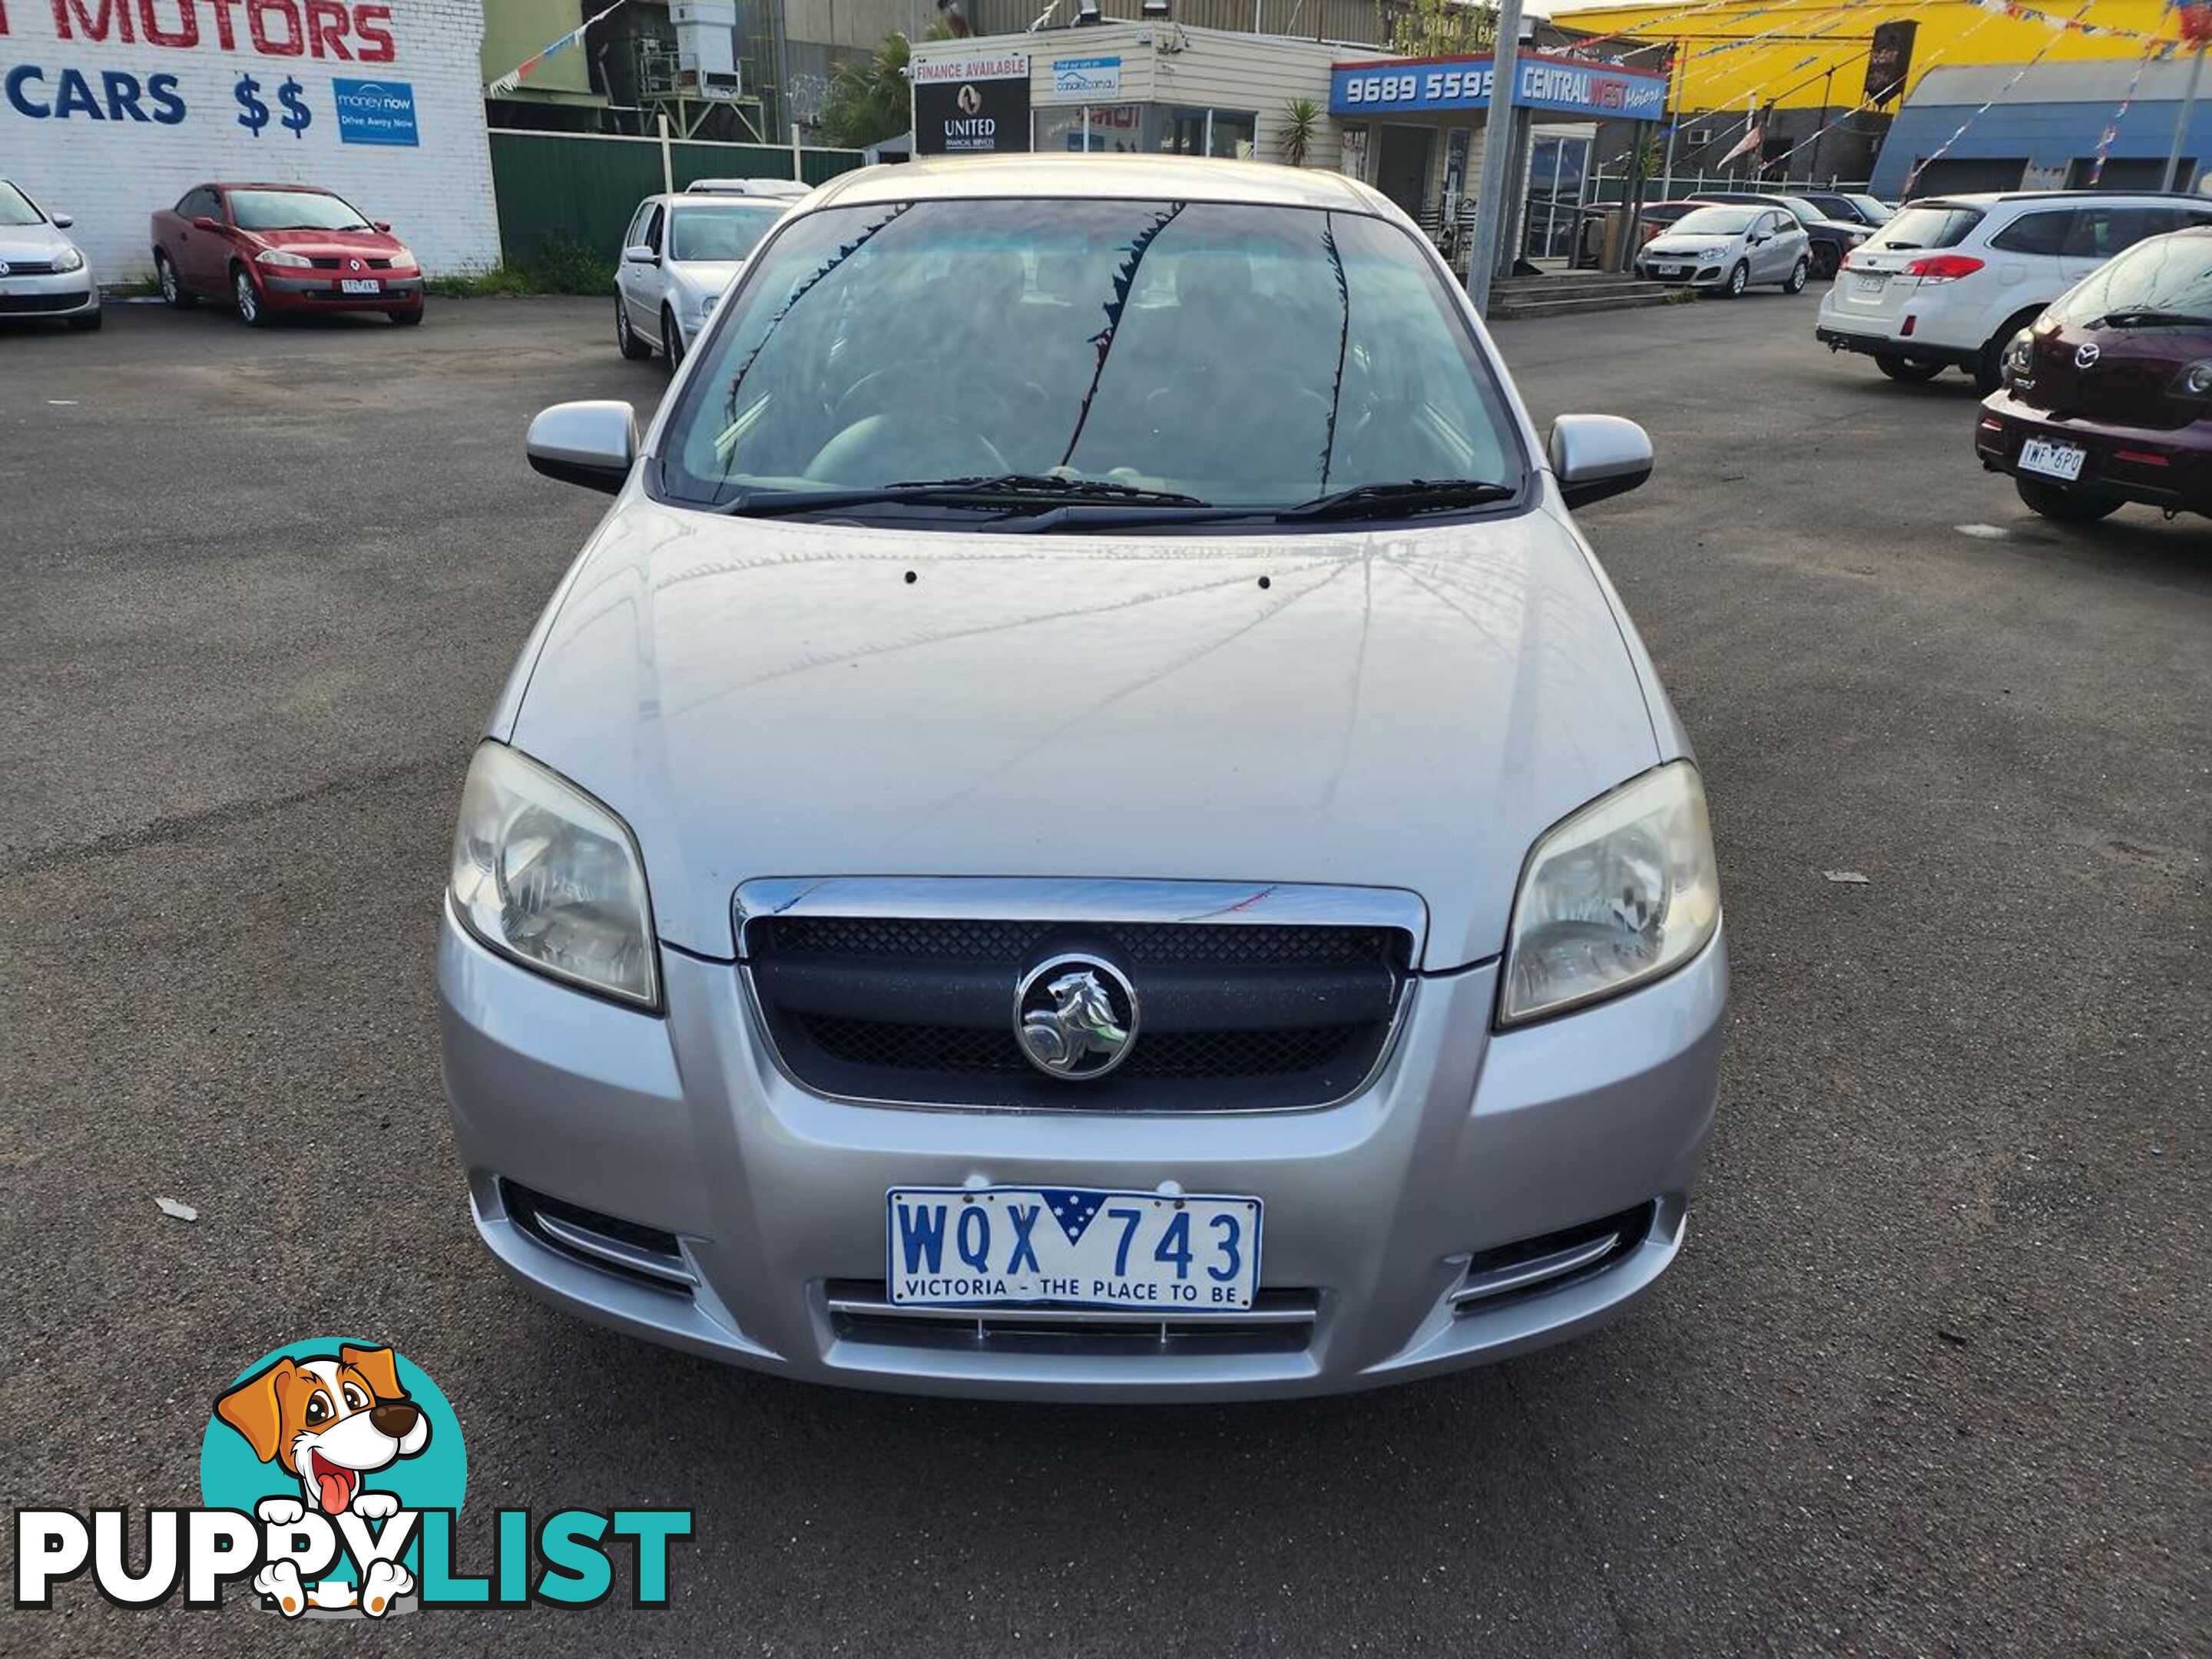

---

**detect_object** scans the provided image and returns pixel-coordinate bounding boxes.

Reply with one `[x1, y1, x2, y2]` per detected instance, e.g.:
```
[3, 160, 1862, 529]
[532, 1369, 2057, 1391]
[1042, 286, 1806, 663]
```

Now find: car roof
[685, 177, 810, 197]
[1910, 190, 2207, 208]
[205, 181, 338, 193]
[805, 154, 1399, 218]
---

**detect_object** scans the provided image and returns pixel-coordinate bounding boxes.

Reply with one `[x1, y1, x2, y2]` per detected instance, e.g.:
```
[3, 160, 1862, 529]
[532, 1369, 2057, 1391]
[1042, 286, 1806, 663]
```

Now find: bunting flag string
[2088, 41, 2163, 187]
[1905, 0, 2094, 193]
[1965, 0, 2181, 46]
[487, 0, 633, 98]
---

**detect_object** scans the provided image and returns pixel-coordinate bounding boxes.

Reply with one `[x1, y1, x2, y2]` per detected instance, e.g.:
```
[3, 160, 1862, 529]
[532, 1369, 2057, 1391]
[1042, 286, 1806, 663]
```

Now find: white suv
[1816, 191, 2212, 389]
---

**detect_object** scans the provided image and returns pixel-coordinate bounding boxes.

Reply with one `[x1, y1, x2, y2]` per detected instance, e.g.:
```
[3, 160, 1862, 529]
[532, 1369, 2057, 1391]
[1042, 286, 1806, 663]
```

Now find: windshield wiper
[719, 472, 1210, 518]
[2087, 307, 2212, 329]
[1276, 478, 1517, 522]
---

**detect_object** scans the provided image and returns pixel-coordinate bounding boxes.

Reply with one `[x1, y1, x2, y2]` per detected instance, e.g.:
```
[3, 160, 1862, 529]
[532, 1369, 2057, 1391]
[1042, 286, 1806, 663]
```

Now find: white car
[0, 177, 98, 331]
[1635, 203, 1811, 297]
[614, 190, 793, 365]
[1817, 190, 2212, 389]
[684, 177, 811, 200]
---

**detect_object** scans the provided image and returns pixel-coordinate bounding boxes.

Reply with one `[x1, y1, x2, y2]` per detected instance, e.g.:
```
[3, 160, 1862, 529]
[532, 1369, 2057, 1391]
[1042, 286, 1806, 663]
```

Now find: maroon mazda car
[1977, 225, 2212, 522]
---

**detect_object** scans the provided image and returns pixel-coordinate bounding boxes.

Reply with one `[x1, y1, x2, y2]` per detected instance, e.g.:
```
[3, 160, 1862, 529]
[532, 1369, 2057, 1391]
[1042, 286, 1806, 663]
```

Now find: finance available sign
[912, 52, 1028, 155]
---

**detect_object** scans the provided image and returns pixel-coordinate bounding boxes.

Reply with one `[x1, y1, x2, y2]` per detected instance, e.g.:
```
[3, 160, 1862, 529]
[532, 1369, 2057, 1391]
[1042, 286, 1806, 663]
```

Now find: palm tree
[1280, 98, 1322, 168]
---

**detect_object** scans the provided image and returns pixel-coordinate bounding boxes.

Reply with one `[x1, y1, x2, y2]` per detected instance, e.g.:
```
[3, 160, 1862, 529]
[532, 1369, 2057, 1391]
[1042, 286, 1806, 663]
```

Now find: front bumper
[438, 904, 1727, 1400]
[261, 271, 422, 311]
[0, 267, 98, 319]
[1975, 390, 2212, 515]
[1637, 257, 1729, 288]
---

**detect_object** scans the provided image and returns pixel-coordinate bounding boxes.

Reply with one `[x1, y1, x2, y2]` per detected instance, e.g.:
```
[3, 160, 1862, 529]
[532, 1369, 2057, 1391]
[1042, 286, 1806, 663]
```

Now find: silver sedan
[441, 154, 1727, 1400]
[1638, 203, 1811, 297]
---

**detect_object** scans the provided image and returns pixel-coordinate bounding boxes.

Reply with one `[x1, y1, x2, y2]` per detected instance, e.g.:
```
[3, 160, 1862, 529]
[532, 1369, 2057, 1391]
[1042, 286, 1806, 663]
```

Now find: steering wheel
[804, 412, 1008, 486]
[832, 362, 1015, 432]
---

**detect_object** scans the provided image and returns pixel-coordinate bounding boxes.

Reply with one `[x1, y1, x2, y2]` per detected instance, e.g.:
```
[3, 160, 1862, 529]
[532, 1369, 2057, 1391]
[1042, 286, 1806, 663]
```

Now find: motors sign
[1330, 52, 1667, 121]
[0, 0, 499, 277]
[912, 52, 1028, 156]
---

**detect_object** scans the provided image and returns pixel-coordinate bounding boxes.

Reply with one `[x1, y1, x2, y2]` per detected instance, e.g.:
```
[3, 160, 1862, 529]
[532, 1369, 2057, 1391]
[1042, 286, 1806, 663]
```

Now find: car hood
[0, 224, 71, 260]
[669, 259, 743, 291]
[247, 227, 397, 257]
[505, 501, 1664, 970]
[1644, 233, 1734, 256]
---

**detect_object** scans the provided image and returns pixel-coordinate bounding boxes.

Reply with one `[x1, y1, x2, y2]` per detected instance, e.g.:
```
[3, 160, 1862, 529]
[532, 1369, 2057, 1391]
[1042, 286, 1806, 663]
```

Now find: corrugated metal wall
[489, 131, 866, 263]
[964, 0, 1392, 48]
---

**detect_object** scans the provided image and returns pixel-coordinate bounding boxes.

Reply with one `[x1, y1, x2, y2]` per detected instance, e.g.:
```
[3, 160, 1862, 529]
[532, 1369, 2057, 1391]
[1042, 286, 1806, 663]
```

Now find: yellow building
[1559, 0, 2183, 114]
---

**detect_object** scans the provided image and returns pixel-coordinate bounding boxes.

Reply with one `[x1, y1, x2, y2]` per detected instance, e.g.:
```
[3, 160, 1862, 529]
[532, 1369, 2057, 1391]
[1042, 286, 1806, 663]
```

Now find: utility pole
[1465, 0, 1526, 316]
[2166, 42, 2207, 191]
[1813, 65, 1833, 184]
[1661, 37, 1684, 198]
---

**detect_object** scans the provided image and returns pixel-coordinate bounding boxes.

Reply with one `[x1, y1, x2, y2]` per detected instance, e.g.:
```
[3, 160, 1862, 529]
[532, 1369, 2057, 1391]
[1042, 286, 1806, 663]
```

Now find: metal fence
[1584, 171, 1880, 206]
[488, 130, 868, 265]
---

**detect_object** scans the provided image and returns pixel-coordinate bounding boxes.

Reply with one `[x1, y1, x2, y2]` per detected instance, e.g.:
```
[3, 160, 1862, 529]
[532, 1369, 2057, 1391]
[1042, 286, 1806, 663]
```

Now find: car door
[631, 203, 669, 332]
[615, 202, 657, 333]
[2059, 202, 2169, 285]
[1773, 212, 1809, 279]
[176, 187, 226, 292]
[1750, 212, 1786, 281]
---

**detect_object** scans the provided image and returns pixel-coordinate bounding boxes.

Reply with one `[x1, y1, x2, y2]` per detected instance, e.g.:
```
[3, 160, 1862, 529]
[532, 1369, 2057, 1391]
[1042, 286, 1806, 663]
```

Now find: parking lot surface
[4, 295, 2205, 1656]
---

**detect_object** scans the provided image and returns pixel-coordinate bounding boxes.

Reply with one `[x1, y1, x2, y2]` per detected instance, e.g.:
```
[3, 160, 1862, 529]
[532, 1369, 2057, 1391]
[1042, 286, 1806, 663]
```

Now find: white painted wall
[0, 0, 501, 281]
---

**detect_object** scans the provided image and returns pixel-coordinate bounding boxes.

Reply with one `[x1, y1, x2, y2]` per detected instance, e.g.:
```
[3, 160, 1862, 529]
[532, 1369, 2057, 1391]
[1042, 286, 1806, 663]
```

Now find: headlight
[2002, 329, 2035, 386]
[1697, 247, 1727, 260]
[449, 742, 658, 1008]
[388, 244, 418, 270]
[1499, 761, 1720, 1026]
[254, 248, 312, 268]
[52, 245, 84, 272]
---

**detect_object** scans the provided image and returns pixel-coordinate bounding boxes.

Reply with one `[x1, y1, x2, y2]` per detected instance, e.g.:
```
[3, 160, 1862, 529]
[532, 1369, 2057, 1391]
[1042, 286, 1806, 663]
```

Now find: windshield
[0, 180, 42, 227]
[1870, 204, 1982, 251]
[669, 204, 783, 263]
[1846, 194, 1893, 223]
[1667, 207, 1757, 235]
[227, 189, 372, 232]
[2048, 232, 2212, 326]
[658, 197, 1526, 518]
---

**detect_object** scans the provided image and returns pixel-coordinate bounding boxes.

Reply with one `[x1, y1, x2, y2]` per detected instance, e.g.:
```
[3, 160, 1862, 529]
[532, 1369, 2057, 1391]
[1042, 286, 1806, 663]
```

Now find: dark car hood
[504, 500, 1664, 971]
[2015, 316, 2212, 431]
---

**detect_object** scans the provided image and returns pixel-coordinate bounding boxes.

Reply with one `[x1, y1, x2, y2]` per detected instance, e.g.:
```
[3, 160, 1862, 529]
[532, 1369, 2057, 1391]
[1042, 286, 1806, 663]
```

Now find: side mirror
[50, 211, 72, 228]
[623, 243, 660, 265]
[191, 214, 220, 233]
[527, 401, 638, 494]
[373, 220, 392, 233]
[1549, 415, 1652, 510]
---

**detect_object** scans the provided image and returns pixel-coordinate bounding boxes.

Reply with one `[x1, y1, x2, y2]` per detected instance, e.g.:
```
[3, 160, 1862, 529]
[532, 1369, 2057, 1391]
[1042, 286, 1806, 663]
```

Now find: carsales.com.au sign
[0, 0, 406, 134]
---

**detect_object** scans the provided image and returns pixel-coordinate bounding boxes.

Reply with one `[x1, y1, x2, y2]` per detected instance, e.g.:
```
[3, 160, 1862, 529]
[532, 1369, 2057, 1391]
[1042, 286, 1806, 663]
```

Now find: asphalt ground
[2, 291, 2205, 1657]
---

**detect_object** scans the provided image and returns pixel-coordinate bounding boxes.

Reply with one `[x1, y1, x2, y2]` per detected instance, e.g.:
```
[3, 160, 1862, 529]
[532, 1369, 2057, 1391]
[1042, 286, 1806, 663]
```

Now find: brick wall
[0, 0, 502, 282]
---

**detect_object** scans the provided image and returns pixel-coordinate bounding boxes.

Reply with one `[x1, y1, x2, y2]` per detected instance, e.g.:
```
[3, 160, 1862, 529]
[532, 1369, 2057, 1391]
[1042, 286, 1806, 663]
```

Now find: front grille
[0, 291, 88, 314]
[826, 1280, 1319, 1356]
[746, 907, 1414, 1111]
[1, 257, 56, 274]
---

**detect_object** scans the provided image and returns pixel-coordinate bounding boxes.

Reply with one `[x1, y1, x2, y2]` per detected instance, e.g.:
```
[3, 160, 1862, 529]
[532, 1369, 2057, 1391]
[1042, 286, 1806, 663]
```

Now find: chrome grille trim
[1450, 1232, 1623, 1306]
[734, 877, 1429, 963]
[824, 1280, 1322, 1355]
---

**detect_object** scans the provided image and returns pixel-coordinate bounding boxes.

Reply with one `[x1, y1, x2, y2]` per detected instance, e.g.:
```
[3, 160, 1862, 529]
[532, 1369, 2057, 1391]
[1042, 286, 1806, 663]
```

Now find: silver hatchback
[441, 154, 1727, 1400]
[1638, 202, 1810, 296]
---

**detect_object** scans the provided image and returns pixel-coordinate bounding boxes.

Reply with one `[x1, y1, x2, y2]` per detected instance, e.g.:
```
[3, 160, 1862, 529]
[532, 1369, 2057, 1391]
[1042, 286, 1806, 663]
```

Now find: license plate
[339, 278, 381, 294]
[1852, 272, 1886, 294]
[2019, 437, 2087, 481]
[886, 1186, 1263, 1310]
[1657, 265, 1685, 279]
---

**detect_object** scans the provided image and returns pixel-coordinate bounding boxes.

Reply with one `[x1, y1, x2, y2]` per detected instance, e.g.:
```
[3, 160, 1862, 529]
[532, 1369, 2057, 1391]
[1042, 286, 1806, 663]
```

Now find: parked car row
[1806, 186, 2212, 525]
[0, 178, 100, 331]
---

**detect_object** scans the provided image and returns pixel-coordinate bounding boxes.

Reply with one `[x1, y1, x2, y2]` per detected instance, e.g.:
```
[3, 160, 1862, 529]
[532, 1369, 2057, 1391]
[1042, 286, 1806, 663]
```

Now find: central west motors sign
[1330, 52, 1667, 121]
[0, 0, 499, 277]
[912, 51, 1028, 156]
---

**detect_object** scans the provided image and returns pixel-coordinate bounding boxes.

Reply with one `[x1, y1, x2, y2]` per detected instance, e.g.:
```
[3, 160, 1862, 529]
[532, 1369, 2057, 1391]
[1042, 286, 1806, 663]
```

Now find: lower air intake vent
[503, 1181, 695, 1293]
[1451, 1204, 1654, 1313]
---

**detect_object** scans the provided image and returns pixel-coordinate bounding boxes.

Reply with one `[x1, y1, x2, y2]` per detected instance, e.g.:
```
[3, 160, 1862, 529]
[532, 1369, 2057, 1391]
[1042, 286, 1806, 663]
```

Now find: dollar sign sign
[234, 73, 269, 137]
[278, 77, 312, 137]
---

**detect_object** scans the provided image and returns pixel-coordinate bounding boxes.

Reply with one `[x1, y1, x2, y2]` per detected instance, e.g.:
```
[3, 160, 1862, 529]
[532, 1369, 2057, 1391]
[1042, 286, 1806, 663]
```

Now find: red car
[150, 181, 423, 328]
[1976, 226, 2212, 522]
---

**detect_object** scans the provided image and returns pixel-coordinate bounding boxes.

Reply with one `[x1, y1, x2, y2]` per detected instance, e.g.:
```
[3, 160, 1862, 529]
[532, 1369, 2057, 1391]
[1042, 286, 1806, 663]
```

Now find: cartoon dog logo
[215, 1344, 429, 1617]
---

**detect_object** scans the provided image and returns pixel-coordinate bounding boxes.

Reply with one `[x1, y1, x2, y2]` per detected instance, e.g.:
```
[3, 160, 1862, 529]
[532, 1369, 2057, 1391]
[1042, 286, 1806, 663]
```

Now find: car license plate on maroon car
[340, 278, 381, 295]
[2020, 438, 2087, 482]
